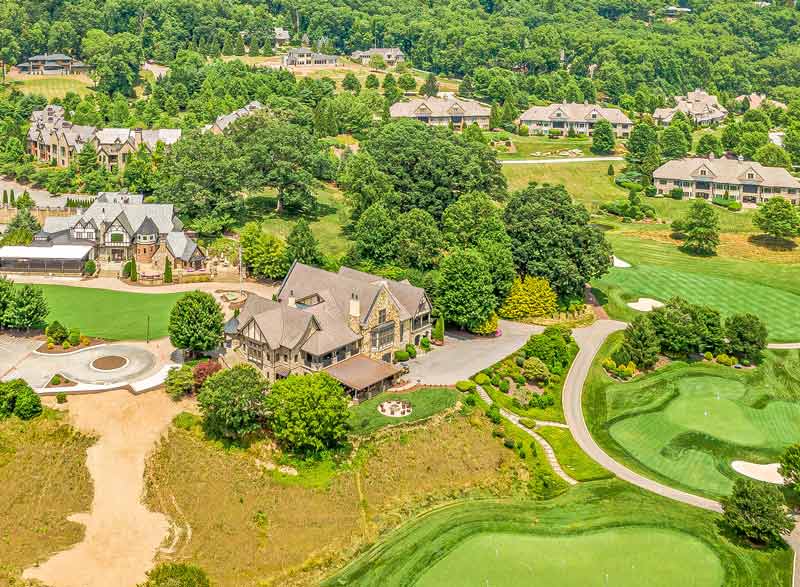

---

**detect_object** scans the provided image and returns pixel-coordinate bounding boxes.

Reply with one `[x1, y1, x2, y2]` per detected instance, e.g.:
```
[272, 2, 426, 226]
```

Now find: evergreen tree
[489, 103, 501, 129]
[342, 72, 361, 94]
[397, 73, 416, 92]
[222, 34, 235, 55]
[381, 73, 402, 104]
[591, 119, 615, 154]
[285, 219, 323, 266]
[129, 256, 138, 281]
[660, 124, 689, 159]
[420, 73, 439, 97]
[695, 134, 723, 157]
[163, 258, 173, 284]
[3, 284, 48, 330]
[607, 164, 614, 176]
[619, 315, 660, 369]
[626, 121, 658, 165]
[500, 100, 517, 126]
[234, 34, 246, 56]
[498, 276, 558, 320]
[365, 74, 380, 90]
[640, 143, 663, 183]
[313, 99, 338, 137]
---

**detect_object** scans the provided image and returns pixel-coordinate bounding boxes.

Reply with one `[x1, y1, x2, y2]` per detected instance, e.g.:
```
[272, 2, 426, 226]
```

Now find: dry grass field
[144, 412, 531, 587]
[0, 410, 94, 587]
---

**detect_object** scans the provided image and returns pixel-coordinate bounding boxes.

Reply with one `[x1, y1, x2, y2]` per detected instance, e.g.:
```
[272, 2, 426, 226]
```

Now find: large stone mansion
[226, 262, 433, 398]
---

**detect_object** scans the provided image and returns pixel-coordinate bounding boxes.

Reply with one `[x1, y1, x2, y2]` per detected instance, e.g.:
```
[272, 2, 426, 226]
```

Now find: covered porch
[324, 354, 402, 402]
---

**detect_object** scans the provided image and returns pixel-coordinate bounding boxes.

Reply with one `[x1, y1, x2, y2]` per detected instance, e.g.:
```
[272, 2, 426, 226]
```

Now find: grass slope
[535, 425, 613, 482]
[324, 480, 791, 586]
[0, 410, 94, 585]
[348, 388, 458, 435]
[7, 75, 93, 99]
[40, 285, 182, 340]
[594, 236, 800, 342]
[584, 332, 800, 498]
[494, 134, 592, 160]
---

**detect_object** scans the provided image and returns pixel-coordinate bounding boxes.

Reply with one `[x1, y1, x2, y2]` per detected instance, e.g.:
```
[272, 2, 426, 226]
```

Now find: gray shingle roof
[390, 96, 490, 119]
[653, 156, 800, 189]
[519, 102, 632, 125]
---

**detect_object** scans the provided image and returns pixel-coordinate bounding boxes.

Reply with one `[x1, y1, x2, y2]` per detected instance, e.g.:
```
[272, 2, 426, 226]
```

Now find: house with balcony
[518, 102, 632, 137]
[653, 155, 800, 204]
[654, 89, 727, 126]
[389, 95, 491, 129]
[281, 47, 338, 67]
[16, 53, 92, 75]
[34, 191, 205, 268]
[225, 262, 432, 398]
[351, 47, 405, 66]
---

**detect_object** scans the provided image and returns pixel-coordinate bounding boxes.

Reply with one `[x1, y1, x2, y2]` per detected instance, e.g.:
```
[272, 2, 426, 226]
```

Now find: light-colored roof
[518, 102, 632, 125]
[323, 354, 401, 391]
[654, 89, 727, 122]
[734, 93, 787, 110]
[274, 27, 290, 40]
[238, 295, 316, 350]
[352, 47, 404, 58]
[390, 96, 490, 118]
[0, 244, 92, 260]
[28, 53, 74, 62]
[42, 215, 80, 234]
[653, 156, 800, 188]
[94, 128, 135, 145]
[166, 231, 202, 262]
[141, 128, 182, 147]
[211, 101, 263, 132]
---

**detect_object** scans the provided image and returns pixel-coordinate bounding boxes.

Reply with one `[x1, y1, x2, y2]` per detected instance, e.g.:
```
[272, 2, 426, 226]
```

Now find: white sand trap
[613, 256, 631, 268]
[627, 298, 664, 312]
[731, 461, 785, 484]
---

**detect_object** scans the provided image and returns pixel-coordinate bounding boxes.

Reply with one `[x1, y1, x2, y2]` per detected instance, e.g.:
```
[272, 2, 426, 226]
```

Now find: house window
[747, 173, 755, 179]
[699, 169, 706, 176]
[110, 233, 124, 243]
[378, 309, 387, 324]
[371, 322, 395, 351]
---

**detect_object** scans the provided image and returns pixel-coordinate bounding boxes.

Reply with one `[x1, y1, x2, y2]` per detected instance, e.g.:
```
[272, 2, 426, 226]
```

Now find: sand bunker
[731, 461, 785, 484]
[613, 256, 631, 268]
[627, 298, 664, 312]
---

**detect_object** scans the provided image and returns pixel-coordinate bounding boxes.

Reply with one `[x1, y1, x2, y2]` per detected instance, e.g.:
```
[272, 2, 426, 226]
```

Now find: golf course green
[586, 337, 800, 497]
[325, 481, 792, 586]
[416, 527, 724, 587]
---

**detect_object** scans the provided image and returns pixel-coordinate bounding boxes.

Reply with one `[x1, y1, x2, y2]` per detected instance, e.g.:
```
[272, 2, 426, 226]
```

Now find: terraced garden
[325, 480, 791, 586]
[585, 333, 800, 498]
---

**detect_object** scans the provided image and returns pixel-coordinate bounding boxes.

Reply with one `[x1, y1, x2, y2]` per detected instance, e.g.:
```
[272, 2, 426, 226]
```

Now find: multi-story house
[654, 89, 727, 126]
[202, 101, 263, 134]
[26, 108, 181, 171]
[16, 53, 91, 75]
[389, 96, 491, 129]
[281, 47, 338, 67]
[518, 102, 632, 137]
[274, 27, 291, 47]
[35, 191, 205, 268]
[351, 47, 405, 66]
[653, 155, 800, 205]
[227, 262, 433, 398]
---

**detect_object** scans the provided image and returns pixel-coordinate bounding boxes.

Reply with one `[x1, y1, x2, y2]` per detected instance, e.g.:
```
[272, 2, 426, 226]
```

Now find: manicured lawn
[39, 285, 183, 340]
[594, 235, 800, 342]
[7, 75, 93, 99]
[584, 331, 800, 498]
[325, 480, 792, 586]
[503, 161, 625, 209]
[493, 133, 592, 160]
[348, 388, 459, 435]
[243, 182, 350, 257]
[0, 410, 94, 585]
[417, 527, 723, 587]
[535, 425, 613, 482]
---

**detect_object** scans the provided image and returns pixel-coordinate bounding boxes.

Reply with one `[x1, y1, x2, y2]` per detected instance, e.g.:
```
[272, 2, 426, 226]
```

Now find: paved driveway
[405, 320, 542, 385]
[0, 334, 40, 379]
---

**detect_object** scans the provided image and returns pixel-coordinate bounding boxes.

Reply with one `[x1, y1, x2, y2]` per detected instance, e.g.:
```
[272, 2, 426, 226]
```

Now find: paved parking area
[404, 320, 542, 385]
[0, 334, 40, 379]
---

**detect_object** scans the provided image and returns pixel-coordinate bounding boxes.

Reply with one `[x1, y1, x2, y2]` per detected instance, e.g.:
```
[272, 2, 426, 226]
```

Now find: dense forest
[3, 0, 800, 104]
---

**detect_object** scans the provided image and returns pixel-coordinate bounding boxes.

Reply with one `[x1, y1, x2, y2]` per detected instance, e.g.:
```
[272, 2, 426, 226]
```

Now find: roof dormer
[738, 166, 764, 182]
[691, 163, 716, 179]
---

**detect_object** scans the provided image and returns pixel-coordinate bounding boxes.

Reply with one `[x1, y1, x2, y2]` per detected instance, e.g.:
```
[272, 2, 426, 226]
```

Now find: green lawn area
[243, 182, 350, 257]
[503, 161, 625, 209]
[594, 235, 800, 342]
[348, 388, 458, 435]
[493, 133, 592, 160]
[7, 75, 93, 99]
[535, 425, 613, 482]
[324, 480, 792, 586]
[40, 285, 182, 340]
[584, 332, 800, 498]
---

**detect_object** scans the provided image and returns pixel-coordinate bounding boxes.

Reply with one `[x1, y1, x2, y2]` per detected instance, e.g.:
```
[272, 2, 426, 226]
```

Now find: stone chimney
[348, 293, 360, 333]
[288, 289, 296, 308]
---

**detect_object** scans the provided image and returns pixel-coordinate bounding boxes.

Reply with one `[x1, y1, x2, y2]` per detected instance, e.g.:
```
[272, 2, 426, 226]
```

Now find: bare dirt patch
[0, 411, 94, 586]
[91, 356, 127, 371]
[23, 389, 188, 587]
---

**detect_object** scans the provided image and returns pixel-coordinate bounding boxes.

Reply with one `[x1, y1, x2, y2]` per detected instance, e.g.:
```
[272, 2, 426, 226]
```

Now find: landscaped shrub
[515, 355, 524, 367]
[742, 358, 751, 367]
[62, 341, 71, 350]
[715, 353, 737, 366]
[490, 373, 501, 387]
[704, 351, 713, 361]
[433, 315, 445, 342]
[46, 321, 68, 344]
[122, 260, 132, 278]
[141, 562, 210, 587]
[712, 197, 742, 212]
[503, 437, 516, 449]
[56, 392, 67, 404]
[528, 393, 555, 410]
[192, 360, 222, 389]
[518, 124, 529, 136]
[68, 327, 80, 346]
[471, 312, 498, 335]
[464, 394, 476, 406]
[670, 187, 684, 200]
[499, 380, 510, 393]
[50, 375, 62, 386]
[456, 380, 477, 392]
[523, 356, 550, 385]
[486, 404, 502, 424]
[420, 336, 431, 351]
[515, 374, 526, 385]
[165, 365, 195, 400]
[394, 350, 410, 362]
[519, 418, 536, 429]
[47, 342, 54, 350]
[474, 373, 490, 386]
[80, 336, 90, 346]
[3, 380, 43, 420]
[83, 259, 96, 275]
[405, 344, 417, 359]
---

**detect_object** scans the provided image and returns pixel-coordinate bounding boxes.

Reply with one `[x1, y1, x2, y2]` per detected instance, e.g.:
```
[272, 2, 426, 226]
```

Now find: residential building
[34, 191, 205, 268]
[16, 53, 91, 75]
[653, 89, 727, 126]
[202, 101, 263, 134]
[351, 47, 405, 66]
[389, 95, 491, 129]
[226, 262, 433, 397]
[274, 27, 291, 47]
[663, 5, 692, 16]
[26, 107, 181, 171]
[518, 102, 632, 137]
[281, 47, 338, 67]
[734, 93, 787, 110]
[652, 155, 800, 204]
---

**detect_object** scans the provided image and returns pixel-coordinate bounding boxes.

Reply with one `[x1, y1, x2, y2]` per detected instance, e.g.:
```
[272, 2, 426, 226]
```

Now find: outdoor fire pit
[377, 399, 412, 418]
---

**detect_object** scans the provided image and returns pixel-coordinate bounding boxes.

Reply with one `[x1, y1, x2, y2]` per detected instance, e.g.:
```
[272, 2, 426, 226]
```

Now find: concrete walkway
[476, 386, 577, 486]
[500, 156, 623, 165]
[768, 342, 800, 350]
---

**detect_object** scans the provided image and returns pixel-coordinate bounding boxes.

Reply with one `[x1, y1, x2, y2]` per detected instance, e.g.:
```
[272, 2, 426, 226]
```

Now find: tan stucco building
[389, 95, 491, 129]
[518, 102, 632, 137]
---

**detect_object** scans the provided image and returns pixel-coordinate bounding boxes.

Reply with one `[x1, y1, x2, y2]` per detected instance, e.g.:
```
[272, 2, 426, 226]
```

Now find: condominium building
[518, 102, 632, 137]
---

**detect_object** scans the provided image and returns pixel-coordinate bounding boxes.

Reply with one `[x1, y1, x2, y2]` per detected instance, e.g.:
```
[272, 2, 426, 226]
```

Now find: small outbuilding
[0, 244, 93, 274]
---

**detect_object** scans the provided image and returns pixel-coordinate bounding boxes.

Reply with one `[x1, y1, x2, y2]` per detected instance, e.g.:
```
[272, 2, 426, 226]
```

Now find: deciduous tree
[438, 248, 496, 331]
[722, 478, 793, 546]
[168, 291, 224, 353]
[753, 197, 800, 239]
[725, 313, 768, 363]
[285, 219, 323, 266]
[198, 364, 269, 440]
[590, 119, 615, 154]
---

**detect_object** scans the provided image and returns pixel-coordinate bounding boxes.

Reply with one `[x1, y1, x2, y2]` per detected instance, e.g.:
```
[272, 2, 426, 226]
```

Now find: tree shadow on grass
[244, 194, 338, 223]
[748, 234, 798, 252]
[715, 517, 792, 553]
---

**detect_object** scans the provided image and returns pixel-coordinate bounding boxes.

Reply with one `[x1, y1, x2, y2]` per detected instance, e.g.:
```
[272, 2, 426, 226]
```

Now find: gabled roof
[653, 156, 800, 188]
[519, 102, 632, 125]
[390, 96, 490, 118]
[166, 231, 202, 262]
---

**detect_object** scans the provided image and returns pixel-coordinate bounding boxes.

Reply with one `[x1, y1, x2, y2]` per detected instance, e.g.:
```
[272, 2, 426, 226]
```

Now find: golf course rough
[416, 527, 724, 587]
